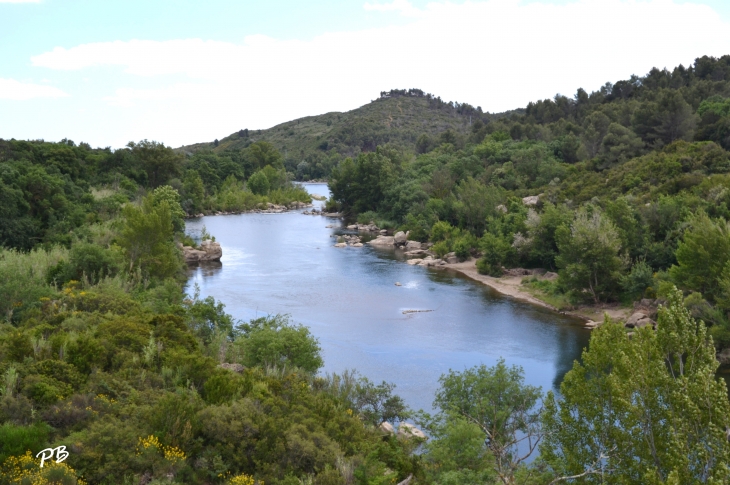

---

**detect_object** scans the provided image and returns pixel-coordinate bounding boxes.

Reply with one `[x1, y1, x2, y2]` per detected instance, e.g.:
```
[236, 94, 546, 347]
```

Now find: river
[185, 183, 590, 412]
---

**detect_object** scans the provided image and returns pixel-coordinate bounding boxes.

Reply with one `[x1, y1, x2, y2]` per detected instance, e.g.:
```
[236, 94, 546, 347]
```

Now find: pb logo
[36, 446, 69, 467]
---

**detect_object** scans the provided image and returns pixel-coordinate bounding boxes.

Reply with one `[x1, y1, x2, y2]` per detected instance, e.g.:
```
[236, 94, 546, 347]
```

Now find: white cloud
[363, 0, 422, 17]
[26, 0, 730, 147]
[0, 78, 68, 100]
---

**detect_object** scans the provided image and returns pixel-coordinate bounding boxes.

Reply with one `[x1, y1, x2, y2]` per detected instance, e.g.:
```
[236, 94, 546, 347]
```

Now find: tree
[247, 170, 270, 196]
[541, 287, 730, 484]
[117, 196, 181, 279]
[148, 185, 186, 233]
[247, 141, 282, 169]
[127, 140, 182, 188]
[233, 315, 323, 373]
[433, 359, 543, 485]
[182, 171, 205, 214]
[599, 122, 644, 167]
[555, 208, 625, 303]
[669, 213, 730, 303]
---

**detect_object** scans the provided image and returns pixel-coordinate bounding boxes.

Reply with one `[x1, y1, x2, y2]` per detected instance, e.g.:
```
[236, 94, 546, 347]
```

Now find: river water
[185, 183, 590, 412]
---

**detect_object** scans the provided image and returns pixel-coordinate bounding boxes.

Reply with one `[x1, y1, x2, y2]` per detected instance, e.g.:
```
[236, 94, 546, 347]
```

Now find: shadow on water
[185, 184, 592, 412]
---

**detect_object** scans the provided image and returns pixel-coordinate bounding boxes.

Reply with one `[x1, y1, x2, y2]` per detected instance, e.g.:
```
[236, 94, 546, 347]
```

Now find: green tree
[247, 170, 270, 195]
[148, 185, 186, 233]
[117, 196, 181, 279]
[128, 140, 182, 188]
[182, 171, 206, 213]
[541, 287, 730, 484]
[599, 122, 644, 167]
[556, 208, 625, 302]
[669, 213, 730, 302]
[234, 315, 323, 373]
[433, 359, 542, 485]
[247, 141, 283, 169]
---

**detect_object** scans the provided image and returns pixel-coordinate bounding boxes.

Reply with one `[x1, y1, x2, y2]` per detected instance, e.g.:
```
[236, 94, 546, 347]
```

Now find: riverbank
[436, 259, 631, 327]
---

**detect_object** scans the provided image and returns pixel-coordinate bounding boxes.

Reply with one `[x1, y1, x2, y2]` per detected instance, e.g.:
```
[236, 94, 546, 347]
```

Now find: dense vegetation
[3, 55, 730, 484]
[0, 137, 310, 250]
[327, 56, 730, 349]
[180, 88, 508, 182]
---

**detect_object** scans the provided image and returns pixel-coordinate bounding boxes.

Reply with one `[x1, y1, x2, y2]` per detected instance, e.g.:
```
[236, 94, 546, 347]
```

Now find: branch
[547, 446, 616, 485]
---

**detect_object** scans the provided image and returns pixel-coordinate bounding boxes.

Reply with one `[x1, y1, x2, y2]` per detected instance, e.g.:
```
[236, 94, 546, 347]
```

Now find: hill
[179, 89, 520, 179]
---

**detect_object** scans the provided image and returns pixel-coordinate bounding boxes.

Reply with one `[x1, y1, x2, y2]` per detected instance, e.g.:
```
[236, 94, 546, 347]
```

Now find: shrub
[247, 171, 270, 196]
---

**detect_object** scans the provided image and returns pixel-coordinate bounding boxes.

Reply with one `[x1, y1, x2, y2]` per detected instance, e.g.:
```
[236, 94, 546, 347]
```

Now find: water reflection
[185, 184, 590, 411]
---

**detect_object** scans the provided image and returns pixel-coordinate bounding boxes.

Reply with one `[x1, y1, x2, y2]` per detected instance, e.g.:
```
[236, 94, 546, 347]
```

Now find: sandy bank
[434, 259, 630, 327]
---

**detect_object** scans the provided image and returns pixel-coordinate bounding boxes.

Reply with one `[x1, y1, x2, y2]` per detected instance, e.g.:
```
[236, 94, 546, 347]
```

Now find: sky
[1, 0, 729, 149]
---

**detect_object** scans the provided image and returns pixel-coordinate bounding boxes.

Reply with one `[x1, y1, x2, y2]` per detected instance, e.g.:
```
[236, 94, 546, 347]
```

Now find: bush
[234, 315, 323, 373]
[0, 422, 50, 463]
[620, 260, 654, 301]
[247, 170, 270, 196]
[432, 241, 451, 259]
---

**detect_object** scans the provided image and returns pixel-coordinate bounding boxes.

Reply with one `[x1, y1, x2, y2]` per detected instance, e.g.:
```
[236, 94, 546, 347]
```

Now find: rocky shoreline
[186, 201, 315, 218]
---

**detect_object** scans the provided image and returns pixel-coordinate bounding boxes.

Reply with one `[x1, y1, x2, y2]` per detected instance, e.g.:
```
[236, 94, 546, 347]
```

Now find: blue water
[185, 183, 589, 412]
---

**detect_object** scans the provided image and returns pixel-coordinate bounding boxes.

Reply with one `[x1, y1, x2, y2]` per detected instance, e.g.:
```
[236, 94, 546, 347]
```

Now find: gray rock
[398, 423, 426, 440]
[347, 224, 358, 230]
[522, 195, 540, 206]
[334, 242, 347, 248]
[184, 240, 222, 263]
[367, 236, 395, 246]
[625, 312, 648, 328]
[405, 240, 422, 250]
[351, 243, 363, 247]
[379, 421, 395, 435]
[394, 231, 407, 244]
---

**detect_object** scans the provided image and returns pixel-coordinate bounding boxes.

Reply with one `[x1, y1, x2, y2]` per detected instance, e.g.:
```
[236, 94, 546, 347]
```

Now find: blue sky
[2, 0, 730, 148]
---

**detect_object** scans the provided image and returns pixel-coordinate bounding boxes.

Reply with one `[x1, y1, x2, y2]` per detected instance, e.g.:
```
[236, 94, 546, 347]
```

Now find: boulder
[625, 312, 648, 328]
[398, 423, 426, 440]
[444, 252, 458, 264]
[334, 242, 347, 248]
[380, 229, 388, 235]
[367, 236, 395, 247]
[184, 240, 222, 263]
[405, 240, 422, 250]
[347, 224, 358, 230]
[218, 363, 245, 373]
[379, 422, 395, 435]
[522, 195, 540, 206]
[406, 259, 421, 265]
[634, 317, 656, 329]
[543, 272, 558, 281]
[496, 204, 508, 213]
[394, 231, 407, 245]
[351, 243, 363, 247]
[405, 249, 428, 257]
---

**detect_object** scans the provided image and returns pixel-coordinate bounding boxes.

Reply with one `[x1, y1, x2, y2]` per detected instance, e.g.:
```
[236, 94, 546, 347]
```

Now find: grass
[520, 276, 574, 311]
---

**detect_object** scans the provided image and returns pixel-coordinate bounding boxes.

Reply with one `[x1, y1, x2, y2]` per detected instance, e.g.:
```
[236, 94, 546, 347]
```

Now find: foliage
[541, 287, 730, 483]
[555, 208, 625, 303]
[432, 360, 542, 485]
[234, 315, 324, 373]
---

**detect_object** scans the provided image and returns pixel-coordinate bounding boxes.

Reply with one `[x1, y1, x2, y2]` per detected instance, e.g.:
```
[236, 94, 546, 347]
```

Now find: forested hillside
[327, 55, 730, 348]
[180, 89, 512, 181]
[3, 56, 730, 485]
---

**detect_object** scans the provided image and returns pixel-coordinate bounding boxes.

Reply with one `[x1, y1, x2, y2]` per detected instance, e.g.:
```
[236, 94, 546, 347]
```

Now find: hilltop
[179, 89, 520, 174]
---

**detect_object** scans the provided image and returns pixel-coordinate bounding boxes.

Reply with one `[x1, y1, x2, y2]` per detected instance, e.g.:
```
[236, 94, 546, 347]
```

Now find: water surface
[186, 183, 590, 412]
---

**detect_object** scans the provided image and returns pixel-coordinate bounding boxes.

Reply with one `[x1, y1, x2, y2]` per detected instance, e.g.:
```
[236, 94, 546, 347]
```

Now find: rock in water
[394, 231, 407, 245]
[367, 236, 395, 246]
[183, 239, 222, 263]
